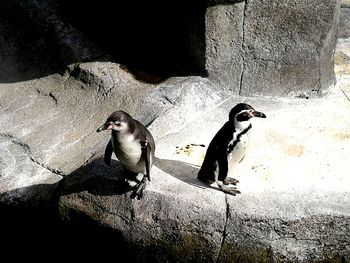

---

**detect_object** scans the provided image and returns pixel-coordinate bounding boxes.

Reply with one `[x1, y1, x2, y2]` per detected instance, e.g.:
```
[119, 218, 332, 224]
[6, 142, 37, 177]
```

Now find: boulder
[206, 0, 340, 97]
[1, 0, 349, 261]
[339, 6, 350, 39]
[58, 95, 350, 262]
[342, 0, 350, 8]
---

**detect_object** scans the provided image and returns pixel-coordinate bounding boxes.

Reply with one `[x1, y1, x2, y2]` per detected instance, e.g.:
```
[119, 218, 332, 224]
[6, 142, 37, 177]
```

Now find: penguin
[197, 103, 266, 195]
[96, 110, 155, 199]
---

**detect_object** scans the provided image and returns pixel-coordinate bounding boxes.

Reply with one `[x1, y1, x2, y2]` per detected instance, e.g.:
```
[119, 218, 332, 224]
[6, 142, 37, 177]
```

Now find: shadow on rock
[154, 157, 241, 195]
[154, 157, 212, 190]
[0, 156, 135, 260]
[0, 197, 131, 261]
[154, 157, 202, 185]
[57, 157, 132, 197]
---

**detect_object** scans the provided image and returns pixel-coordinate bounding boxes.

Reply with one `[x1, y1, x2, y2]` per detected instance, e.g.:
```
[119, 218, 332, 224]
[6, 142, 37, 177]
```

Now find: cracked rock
[205, 0, 339, 97]
[0, 135, 62, 205]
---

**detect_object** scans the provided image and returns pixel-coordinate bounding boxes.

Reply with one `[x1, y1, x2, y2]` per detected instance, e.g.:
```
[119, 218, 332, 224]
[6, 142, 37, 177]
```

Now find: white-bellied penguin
[97, 110, 155, 199]
[198, 103, 266, 195]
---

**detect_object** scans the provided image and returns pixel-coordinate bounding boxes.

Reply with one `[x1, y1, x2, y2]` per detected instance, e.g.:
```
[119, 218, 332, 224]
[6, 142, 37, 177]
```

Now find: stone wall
[0, 1, 347, 262]
[206, 0, 340, 97]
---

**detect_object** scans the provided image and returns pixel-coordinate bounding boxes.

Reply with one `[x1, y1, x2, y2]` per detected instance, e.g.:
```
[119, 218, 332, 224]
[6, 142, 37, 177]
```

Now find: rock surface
[205, 0, 340, 97]
[58, 92, 350, 262]
[1, 0, 349, 262]
[339, 5, 350, 38]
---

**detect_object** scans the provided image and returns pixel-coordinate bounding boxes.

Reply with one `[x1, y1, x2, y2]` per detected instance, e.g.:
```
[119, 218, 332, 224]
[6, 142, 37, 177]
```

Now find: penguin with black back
[97, 110, 155, 199]
[198, 103, 266, 195]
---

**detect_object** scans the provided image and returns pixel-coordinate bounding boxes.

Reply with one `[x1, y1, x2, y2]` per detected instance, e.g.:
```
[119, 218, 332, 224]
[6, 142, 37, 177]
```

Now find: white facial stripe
[112, 121, 128, 131]
[234, 109, 253, 131]
[235, 109, 252, 118]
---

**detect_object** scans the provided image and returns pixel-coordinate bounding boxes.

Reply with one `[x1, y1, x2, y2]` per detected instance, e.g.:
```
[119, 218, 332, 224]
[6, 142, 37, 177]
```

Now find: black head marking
[229, 103, 266, 122]
[97, 110, 136, 133]
[106, 110, 133, 123]
[229, 103, 254, 122]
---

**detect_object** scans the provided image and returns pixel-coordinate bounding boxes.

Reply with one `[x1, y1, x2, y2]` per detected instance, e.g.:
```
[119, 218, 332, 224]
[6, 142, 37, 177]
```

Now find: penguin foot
[130, 177, 148, 199]
[223, 177, 239, 185]
[219, 185, 241, 196]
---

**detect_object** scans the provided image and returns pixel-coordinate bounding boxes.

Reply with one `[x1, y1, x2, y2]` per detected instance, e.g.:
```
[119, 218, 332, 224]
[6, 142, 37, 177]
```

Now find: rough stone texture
[0, 62, 155, 204]
[339, 7, 350, 38]
[7, 0, 106, 64]
[206, 0, 340, 97]
[135, 76, 227, 139]
[59, 179, 226, 262]
[1, 0, 349, 262]
[3, 0, 340, 97]
[342, 0, 350, 8]
[335, 3, 350, 98]
[205, 2, 245, 92]
[58, 92, 350, 262]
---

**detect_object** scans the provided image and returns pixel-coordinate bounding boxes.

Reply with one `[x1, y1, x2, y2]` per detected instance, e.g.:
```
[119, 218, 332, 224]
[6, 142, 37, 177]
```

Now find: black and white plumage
[198, 103, 266, 195]
[97, 110, 155, 199]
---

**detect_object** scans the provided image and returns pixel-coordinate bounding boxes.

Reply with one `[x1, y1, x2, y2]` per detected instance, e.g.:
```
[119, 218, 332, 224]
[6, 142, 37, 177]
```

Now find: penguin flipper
[217, 152, 229, 182]
[104, 139, 113, 166]
[141, 140, 151, 181]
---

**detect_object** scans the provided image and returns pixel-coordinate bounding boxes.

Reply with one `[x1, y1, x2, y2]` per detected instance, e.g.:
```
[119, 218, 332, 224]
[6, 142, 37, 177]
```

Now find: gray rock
[342, 0, 350, 8]
[0, 134, 61, 205]
[135, 76, 227, 139]
[59, 182, 226, 262]
[205, 2, 245, 93]
[339, 7, 350, 39]
[58, 94, 350, 262]
[0, 61, 157, 204]
[70, 62, 146, 95]
[206, 0, 340, 97]
[0, 0, 349, 261]
[7, 0, 106, 64]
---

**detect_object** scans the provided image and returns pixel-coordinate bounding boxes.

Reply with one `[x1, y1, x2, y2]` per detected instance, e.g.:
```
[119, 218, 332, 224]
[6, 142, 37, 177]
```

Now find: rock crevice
[0, 133, 64, 176]
[238, 0, 247, 95]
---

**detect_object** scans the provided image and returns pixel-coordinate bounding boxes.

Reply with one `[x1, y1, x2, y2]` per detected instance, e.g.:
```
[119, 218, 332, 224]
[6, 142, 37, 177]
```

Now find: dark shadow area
[154, 157, 241, 194]
[55, 0, 207, 79]
[0, 154, 240, 261]
[154, 157, 204, 188]
[0, 0, 208, 84]
[0, 2, 65, 83]
[206, 0, 245, 6]
[0, 157, 137, 261]
[57, 157, 131, 197]
[0, 202, 133, 261]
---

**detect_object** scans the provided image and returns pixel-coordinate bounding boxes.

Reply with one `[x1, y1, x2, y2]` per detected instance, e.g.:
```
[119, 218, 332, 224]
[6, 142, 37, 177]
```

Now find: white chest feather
[227, 120, 251, 168]
[112, 133, 143, 172]
[227, 132, 249, 163]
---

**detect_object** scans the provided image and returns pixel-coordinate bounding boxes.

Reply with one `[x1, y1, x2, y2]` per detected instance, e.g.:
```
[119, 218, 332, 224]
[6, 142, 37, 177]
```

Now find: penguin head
[96, 111, 132, 132]
[229, 103, 266, 123]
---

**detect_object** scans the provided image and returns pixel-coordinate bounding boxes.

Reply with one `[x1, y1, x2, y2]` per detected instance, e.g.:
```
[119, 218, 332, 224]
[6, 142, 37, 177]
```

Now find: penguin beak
[96, 123, 113, 132]
[252, 111, 266, 118]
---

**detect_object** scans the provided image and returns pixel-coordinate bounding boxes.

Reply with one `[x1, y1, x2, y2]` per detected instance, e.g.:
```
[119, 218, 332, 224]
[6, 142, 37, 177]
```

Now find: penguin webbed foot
[130, 176, 148, 200]
[219, 185, 241, 196]
[217, 179, 241, 196]
[223, 177, 239, 185]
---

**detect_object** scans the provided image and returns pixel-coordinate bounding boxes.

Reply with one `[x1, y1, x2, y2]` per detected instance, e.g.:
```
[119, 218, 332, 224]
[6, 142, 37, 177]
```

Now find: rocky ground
[0, 1, 349, 262]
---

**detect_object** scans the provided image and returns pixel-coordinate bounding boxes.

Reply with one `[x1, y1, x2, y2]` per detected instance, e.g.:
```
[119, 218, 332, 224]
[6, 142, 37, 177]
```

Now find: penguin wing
[217, 150, 229, 182]
[141, 140, 151, 181]
[104, 139, 113, 166]
[199, 122, 232, 181]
